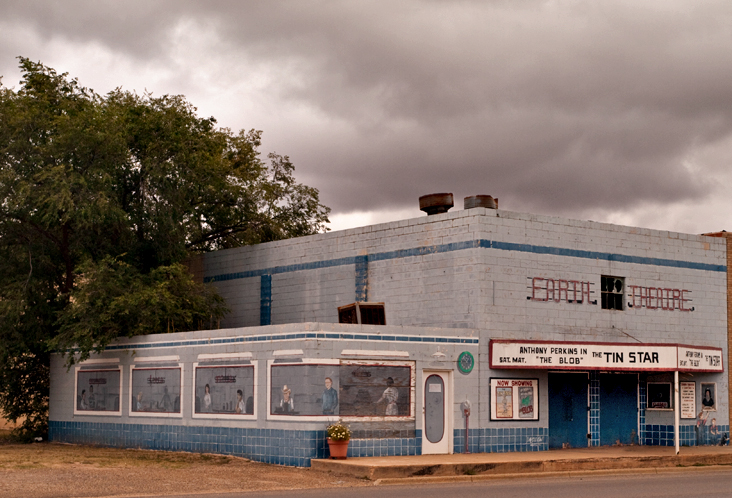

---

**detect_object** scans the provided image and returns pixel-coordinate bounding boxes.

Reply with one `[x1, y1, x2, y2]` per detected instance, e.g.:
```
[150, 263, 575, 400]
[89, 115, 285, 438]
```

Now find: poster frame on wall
[73, 364, 122, 416]
[128, 363, 184, 418]
[489, 377, 540, 421]
[680, 381, 696, 419]
[190, 361, 258, 420]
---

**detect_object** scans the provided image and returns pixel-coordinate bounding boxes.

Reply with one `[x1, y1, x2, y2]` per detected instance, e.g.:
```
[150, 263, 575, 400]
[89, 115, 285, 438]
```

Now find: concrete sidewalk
[311, 446, 732, 481]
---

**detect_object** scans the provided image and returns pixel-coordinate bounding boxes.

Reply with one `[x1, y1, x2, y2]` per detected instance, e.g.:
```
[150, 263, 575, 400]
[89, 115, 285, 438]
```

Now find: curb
[373, 464, 732, 486]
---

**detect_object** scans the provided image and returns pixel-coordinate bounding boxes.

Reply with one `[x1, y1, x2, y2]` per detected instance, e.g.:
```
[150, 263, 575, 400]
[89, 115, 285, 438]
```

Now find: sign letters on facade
[528, 277, 694, 312]
[628, 285, 692, 311]
[490, 340, 724, 373]
[530, 277, 592, 304]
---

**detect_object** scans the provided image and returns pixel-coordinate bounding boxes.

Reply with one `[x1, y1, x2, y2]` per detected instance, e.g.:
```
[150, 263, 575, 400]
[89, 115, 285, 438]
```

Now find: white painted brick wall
[203, 207, 727, 366]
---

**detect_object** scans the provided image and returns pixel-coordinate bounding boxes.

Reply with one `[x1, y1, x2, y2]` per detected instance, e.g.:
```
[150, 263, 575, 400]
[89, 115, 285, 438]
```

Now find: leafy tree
[0, 58, 330, 438]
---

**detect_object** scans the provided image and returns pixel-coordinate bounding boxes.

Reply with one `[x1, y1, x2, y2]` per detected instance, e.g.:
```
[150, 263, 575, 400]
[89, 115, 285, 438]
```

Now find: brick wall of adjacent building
[202, 208, 727, 350]
[702, 231, 732, 421]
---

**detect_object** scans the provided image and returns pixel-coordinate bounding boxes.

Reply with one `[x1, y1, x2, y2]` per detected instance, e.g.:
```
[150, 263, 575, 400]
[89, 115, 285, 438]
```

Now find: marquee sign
[490, 340, 723, 373]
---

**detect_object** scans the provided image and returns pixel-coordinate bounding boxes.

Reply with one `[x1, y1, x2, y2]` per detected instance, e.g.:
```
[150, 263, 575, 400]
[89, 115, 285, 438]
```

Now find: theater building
[49, 196, 728, 466]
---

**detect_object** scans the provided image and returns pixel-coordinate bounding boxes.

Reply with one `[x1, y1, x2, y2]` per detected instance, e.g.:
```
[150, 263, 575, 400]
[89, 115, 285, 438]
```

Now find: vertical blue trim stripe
[589, 372, 600, 447]
[260, 275, 271, 326]
[355, 255, 369, 302]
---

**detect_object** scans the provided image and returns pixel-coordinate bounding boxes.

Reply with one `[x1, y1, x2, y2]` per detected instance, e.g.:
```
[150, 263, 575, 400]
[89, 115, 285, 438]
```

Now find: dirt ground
[0, 431, 371, 498]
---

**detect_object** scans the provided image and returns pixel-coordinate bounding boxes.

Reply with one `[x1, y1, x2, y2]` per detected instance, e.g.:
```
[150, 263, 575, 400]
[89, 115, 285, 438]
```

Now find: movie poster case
[129, 359, 184, 418]
[191, 355, 257, 420]
[73, 361, 122, 416]
[490, 378, 539, 421]
[267, 358, 415, 422]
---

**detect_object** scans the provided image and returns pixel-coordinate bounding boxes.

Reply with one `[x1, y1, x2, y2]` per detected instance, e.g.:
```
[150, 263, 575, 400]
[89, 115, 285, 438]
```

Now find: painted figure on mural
[322, 377, 338, 415]
[703, 388, 715, 408]
[79, 389, 88, 410]
[376, 377, 399, 416]
[696, 410, 709, 445]
[235, 389, 245, 413]
[279, 385, 294, 413]
[160, 387, 173, 412]
[203, 384, 212, 412]
[710, 418, 720, 445]
[88, 385, 96, 410]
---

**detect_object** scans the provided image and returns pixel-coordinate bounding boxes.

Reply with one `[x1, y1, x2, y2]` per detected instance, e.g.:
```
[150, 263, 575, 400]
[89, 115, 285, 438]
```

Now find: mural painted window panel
[701, 382, 717, 411]
[270, 364, 339, 416]
[339, 364, 412, 417]
[75, 369, 121, 414]
[194, 365, 255, 415]
[131, 367, 182, 414]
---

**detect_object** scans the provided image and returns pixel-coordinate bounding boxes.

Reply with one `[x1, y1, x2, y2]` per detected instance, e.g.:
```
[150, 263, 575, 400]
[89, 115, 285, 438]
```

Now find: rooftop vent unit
[464, 195, 498, 209]
[419, 193, 454, 215]
[338, 302, 386, 325]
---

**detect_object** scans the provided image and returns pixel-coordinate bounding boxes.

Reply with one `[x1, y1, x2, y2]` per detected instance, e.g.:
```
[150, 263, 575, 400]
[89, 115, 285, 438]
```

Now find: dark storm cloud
[1, 1, 179, 58]
[3, 1, 732, 220]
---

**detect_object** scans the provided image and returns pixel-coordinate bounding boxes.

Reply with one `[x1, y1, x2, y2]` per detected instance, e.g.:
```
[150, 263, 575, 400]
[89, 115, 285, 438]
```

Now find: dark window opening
[601, 276, 624, 310]
[338, 302, 386, 325]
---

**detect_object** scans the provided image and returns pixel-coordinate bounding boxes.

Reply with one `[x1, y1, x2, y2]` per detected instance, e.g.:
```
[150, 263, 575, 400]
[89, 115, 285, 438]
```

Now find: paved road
[124, 468, 732, 498]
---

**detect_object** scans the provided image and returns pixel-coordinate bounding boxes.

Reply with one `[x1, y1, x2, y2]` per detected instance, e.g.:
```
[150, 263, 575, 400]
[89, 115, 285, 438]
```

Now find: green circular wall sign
[457, 351, 475, 374]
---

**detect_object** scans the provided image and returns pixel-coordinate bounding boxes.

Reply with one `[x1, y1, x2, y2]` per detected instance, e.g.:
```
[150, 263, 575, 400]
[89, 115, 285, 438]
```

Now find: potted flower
[326, 420, 351, 459]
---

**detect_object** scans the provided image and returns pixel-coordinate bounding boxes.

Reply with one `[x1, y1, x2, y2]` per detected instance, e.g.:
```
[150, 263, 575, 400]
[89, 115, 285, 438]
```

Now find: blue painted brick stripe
[205, 256, 359, 283]
[204, 238, 725, 283]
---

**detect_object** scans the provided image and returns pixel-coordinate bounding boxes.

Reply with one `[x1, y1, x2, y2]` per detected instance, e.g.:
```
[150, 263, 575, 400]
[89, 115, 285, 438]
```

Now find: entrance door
[600, 373, 637, 445]
[422, 371, 451, 454]
[549, 372, 588, 449]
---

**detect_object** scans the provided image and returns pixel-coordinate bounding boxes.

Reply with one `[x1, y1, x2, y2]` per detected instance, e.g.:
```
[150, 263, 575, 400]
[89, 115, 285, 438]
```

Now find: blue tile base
[52, 421, 709, 466]
[453, 427, 549, 453]
[48, 421, 422, 467]
[644, 424, 730, 447]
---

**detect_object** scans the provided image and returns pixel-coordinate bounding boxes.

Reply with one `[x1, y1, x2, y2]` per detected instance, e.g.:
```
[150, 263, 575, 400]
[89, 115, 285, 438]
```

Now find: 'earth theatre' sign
[490, 340, 723, 372]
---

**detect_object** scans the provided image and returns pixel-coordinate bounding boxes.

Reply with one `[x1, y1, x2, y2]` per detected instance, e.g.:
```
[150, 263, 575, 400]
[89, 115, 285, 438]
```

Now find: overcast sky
[3, 1, 732, 234]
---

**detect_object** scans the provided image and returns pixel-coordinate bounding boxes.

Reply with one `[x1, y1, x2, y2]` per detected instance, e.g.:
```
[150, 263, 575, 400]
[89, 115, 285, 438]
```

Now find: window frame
[73, 365, 123, 417]
[191, 361, 258, 420]
[128, 364, 184, 418]
[266, 358, 415, 422]
[601, 275, 625, 311]
[701, 382, 717, 412]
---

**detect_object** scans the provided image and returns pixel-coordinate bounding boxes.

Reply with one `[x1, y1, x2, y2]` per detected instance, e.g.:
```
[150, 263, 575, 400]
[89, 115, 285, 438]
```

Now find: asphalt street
[122, 468, 732, 498]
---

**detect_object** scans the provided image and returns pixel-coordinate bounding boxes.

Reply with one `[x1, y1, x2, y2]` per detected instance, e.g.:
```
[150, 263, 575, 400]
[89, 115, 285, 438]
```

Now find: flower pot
[327, 438, 349, 459]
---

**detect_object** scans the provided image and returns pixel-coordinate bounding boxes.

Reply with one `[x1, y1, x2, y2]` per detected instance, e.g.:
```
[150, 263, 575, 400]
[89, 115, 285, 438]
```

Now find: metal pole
[674, 370, 680, 455]
[465, 411, 470, 454]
